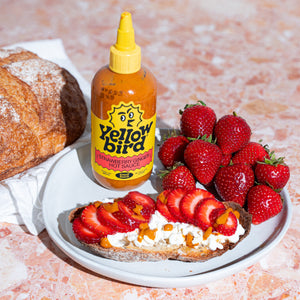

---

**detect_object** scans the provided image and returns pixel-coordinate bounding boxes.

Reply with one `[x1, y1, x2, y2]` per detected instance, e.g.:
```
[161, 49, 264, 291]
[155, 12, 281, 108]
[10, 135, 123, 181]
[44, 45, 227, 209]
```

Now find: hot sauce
[91, 12, 157, 190]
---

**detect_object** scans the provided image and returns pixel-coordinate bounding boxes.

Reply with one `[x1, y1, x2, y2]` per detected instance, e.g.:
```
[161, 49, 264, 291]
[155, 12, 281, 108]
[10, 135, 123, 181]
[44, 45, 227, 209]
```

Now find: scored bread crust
[69, 201, 252, 262]
[0, 47, 87, 180]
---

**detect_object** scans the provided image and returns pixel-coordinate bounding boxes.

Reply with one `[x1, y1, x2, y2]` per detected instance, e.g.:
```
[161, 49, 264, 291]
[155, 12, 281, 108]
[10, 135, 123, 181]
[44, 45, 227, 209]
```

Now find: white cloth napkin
[0, 39, 91, 235]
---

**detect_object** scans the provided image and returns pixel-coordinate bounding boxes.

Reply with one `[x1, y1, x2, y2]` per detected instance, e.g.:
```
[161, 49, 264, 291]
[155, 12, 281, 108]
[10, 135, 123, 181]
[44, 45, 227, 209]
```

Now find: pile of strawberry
[158, 101, 290, 225]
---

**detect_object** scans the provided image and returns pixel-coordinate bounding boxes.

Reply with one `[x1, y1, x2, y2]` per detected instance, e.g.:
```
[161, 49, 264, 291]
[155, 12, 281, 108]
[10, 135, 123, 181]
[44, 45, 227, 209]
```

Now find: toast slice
[68, 191, 252, 262]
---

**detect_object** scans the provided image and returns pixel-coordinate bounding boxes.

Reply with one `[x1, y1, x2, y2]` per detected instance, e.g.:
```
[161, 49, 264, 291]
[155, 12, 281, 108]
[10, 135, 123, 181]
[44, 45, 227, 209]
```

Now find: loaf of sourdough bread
[0, 48, 87, 180]
[69, 201, 252, 262]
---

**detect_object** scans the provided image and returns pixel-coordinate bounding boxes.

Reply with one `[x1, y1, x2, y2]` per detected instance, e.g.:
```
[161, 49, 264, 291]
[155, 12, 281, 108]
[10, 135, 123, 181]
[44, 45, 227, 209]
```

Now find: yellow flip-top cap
[109, 12, 141, 74]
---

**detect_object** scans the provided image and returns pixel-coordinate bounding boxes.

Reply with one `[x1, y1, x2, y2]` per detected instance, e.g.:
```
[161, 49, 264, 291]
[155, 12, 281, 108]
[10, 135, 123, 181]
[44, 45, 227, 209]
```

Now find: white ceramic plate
[42, 129, 292, 288]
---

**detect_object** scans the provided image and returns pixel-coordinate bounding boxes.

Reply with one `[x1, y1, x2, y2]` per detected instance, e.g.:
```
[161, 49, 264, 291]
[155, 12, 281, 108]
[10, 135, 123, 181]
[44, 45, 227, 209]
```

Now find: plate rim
[42, 140, 293, 288]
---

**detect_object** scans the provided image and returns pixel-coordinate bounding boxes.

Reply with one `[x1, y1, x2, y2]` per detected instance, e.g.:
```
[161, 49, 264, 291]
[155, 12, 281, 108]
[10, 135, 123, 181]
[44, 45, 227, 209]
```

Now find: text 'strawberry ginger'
[91, 12, 157, 190]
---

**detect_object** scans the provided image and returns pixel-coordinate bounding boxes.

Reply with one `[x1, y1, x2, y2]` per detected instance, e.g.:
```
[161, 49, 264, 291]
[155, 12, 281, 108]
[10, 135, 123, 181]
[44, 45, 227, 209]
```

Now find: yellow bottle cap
[109, 12, 141, 74]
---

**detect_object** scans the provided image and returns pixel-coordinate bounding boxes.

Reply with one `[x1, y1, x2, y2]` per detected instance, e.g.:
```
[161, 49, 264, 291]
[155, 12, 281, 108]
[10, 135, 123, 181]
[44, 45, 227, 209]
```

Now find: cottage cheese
[107, 210, 245, 251]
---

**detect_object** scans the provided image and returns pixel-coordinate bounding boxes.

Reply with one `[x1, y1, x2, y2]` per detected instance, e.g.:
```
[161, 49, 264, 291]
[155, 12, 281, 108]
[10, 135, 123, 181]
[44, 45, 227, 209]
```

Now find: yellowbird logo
[108, 103, 142, 128]
[98, 102, 153, 155]
[92, 101, 156, 179]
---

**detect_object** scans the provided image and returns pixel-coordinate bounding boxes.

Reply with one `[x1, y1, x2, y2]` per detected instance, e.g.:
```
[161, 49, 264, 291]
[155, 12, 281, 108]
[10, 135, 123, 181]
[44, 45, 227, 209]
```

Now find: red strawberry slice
[194, 198, 225, 231]
[122, 192, 155, 219]
[209, 207, 225, 224]
[72, 217, 102, 244]
[124, 191, 155, 216]
[97, 203, 132, 233]
[213, 208, 238, 236]
[179, 188, 215, 224]
[156, 190, 177, 222]
[166, 188, 187, 222]
[121, 195, 140, 211]
[81, 204, 116, 237]
[113, 208, 142, 229]
[118, 200, 148, 224]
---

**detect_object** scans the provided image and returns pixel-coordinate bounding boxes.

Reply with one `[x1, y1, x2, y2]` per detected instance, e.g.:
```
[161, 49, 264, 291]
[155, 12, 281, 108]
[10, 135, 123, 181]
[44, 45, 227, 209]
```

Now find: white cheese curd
[106, 232, 127, 247]
[106, 209, 246, 250]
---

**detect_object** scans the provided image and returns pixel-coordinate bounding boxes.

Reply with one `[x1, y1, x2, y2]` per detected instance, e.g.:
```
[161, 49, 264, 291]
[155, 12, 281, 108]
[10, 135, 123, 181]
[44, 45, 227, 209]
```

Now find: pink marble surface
[1, 0, 300, 298]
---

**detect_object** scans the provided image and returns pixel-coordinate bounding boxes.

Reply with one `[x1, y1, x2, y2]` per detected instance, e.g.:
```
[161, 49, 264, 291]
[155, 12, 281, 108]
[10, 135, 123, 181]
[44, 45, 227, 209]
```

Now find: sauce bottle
[91, 12, 157, 190]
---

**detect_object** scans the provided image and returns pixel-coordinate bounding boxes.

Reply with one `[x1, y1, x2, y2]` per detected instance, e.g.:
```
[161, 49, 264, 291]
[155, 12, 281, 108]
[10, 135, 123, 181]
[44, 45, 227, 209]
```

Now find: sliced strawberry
[194, 198, 225, 231]
[209, 207, 225, 224]
[166, 188, 187, 222]
[118, 200, 148, 224]
[81, 204, 116, 237]
[124, 191, 156, 216]
[122, 193, 154, 220]
[97, 203, 132, 233]
[72, 217, 102, 244]
[156, 190, 177, 222]
[179, 188, 215, 224]
[213, 208, 238, 236]
[113, 208, 141, 230]
[157, 189, 171, 201]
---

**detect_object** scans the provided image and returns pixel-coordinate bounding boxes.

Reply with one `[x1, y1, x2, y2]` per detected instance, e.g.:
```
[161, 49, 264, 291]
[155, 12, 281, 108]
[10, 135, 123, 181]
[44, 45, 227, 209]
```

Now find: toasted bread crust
[69, 201, 252, 262]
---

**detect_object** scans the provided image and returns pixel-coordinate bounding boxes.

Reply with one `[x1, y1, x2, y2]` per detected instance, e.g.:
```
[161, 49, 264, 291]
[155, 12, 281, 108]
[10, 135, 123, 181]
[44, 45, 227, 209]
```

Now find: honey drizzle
[137, 223, 157, 242]
[102, 202, 119, 213]
[203, 227, 213, 240]
[185, 232, 199, 248]
[163, 224, 173, 231]
[100, 237, 112, 248]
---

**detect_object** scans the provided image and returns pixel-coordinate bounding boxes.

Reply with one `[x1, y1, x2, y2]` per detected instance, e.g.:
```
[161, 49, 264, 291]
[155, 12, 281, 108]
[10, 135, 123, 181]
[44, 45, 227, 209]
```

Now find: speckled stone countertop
[1, 0, 300, 299]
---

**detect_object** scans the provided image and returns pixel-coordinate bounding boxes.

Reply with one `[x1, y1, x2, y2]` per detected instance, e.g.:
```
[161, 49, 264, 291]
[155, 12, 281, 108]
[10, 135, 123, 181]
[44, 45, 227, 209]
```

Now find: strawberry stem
[179, 100, 207, 115]
[188, 134, 216, 144]
[257, 151, 286, 167]
[158, 162, 184, 178]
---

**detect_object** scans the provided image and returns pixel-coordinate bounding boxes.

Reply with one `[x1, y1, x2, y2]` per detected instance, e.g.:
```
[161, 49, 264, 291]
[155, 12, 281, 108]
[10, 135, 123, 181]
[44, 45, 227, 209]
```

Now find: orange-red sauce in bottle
[91, 12, 157, 190]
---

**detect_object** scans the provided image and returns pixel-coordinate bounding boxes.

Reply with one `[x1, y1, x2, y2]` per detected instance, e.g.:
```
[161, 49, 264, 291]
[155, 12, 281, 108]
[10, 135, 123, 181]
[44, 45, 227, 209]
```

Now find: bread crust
[0, 48, 87, 180]
[69, 201, 252, 262]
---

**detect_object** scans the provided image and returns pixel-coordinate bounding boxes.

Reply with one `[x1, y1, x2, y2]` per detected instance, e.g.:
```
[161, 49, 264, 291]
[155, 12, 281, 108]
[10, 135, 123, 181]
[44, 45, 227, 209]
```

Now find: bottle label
[91, 101, 156, 181]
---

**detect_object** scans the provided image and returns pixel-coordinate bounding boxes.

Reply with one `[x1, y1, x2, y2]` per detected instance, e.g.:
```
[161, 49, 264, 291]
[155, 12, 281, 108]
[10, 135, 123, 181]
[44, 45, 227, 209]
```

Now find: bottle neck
[109, 44, 141, 74]
[109, 11, 141, 74]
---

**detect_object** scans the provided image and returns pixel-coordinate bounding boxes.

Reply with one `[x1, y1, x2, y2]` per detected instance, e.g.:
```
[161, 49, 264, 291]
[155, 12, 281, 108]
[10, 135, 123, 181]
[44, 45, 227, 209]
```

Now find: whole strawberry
[184, 137, 222, 185]
[220, 152, 232, 167]
[247, 184, 283, 224]
[214, 163, 255, 207]
[214, 112, 251, 155]
[158, 135, 189, 168]
[255, 153, 290, 191]
[180, 101, 216, 139]
[232, 141, 269, 168]
[160, 164, 196, 190]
